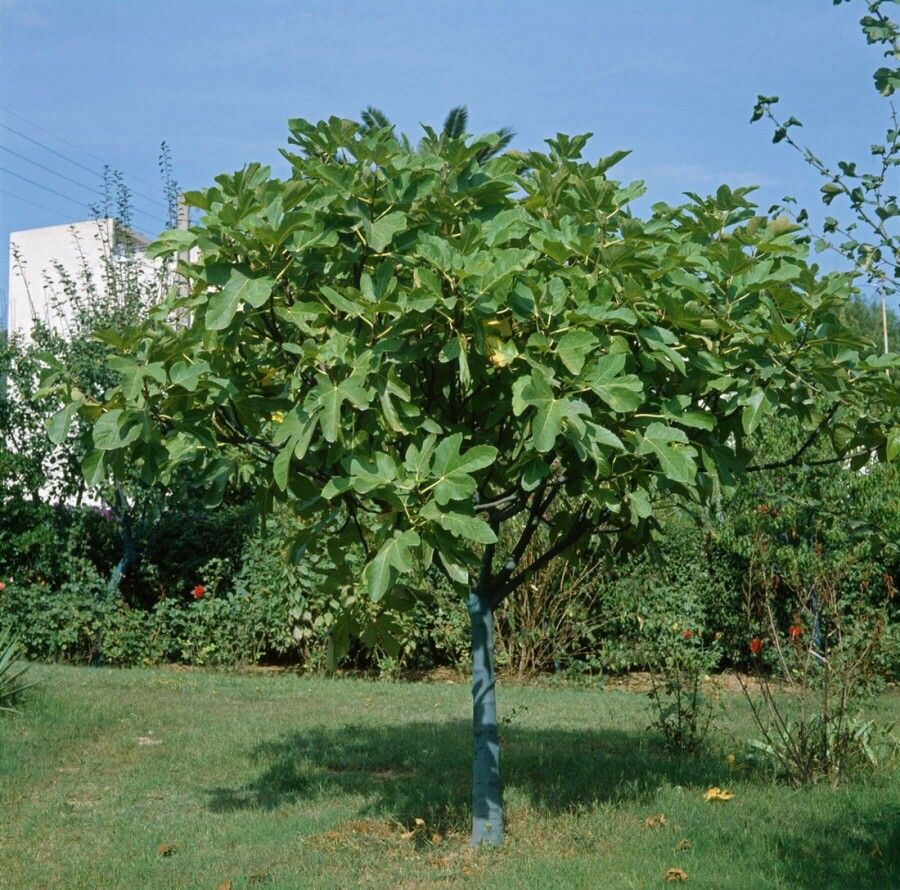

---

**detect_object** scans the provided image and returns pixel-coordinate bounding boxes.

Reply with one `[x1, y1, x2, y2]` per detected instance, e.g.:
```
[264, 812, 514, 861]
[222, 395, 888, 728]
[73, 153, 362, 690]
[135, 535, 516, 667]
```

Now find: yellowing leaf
[675, 839, 693, 851]
[643, 813, 668, 828]
[156, 843, 177, 856]
[665, 867, 689, 882]
[486, 335, 517, 368]
[704, 786, 734, 802]
[486, 317, 513, 337]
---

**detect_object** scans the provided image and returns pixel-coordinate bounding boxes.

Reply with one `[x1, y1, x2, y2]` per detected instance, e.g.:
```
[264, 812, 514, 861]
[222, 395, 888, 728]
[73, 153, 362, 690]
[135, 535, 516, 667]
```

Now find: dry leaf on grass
[665, 867, 689, 882]
[675, 839, 693, 851]
[401, 817, 427, 840]
[643, 813, 668, 829]
[703, 786, 734, 802]
[156, 844, 176, 856]
[217, 882, 232, 890]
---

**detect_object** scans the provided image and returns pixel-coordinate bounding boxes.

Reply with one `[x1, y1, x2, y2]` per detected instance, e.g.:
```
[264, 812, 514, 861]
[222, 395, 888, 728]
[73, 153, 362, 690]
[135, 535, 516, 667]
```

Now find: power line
[0, 167, 156, 240]
[1, 122, 104, 181]
[0, 103, 171, 199]
[1, 143, 109, 200]
[0, 144, 166, 225]
[0, 187, 79, 217]
[0, 164, 95, 211]
[0, 122, 170, 214]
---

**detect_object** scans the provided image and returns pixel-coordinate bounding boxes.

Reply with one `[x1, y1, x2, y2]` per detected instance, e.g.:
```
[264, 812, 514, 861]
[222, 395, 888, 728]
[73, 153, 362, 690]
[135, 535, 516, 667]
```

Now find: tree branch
[745, 404, 839, 471]
[490, 501, 608, 607]
[473, 489, 522, 514]
[477, 541, 496, 595]
[490, 481, 556, 594]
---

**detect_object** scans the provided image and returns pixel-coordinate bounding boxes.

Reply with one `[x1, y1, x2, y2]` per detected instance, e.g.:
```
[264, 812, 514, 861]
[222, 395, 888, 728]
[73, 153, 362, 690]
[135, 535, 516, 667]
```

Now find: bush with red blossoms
[738, 534, 896, 786]
[646, 622, 722, 754]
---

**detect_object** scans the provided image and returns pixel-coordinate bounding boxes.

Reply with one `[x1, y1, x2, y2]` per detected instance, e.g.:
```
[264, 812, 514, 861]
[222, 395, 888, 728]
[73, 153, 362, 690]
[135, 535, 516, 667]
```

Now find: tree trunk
[468, 590, 503, 846]
[107, 512, 137, 596]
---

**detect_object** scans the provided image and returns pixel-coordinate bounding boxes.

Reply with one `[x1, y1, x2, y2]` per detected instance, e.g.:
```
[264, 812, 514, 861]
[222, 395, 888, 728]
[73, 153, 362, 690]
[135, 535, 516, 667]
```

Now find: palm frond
[442, 105, 468, 139]
[476, 126, 517, 162]
[0, 628, 33, 713]
[361, 106, 393, 132]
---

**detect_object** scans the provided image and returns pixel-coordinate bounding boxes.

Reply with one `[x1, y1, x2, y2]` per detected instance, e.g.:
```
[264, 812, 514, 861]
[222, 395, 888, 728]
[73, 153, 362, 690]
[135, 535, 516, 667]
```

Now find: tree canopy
[46, 118, 897, 583]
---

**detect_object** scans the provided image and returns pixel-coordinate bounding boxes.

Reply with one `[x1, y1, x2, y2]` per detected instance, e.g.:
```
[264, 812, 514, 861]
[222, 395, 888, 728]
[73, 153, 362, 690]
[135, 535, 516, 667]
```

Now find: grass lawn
[1, 664, 897, 889]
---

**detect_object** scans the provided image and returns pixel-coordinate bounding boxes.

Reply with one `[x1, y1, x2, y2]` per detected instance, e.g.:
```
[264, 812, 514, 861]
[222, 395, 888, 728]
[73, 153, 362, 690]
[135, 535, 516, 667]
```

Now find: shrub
[646, 626, 721, 753]
[493, 520, 608, 679]
[585, 519, 735, 674]
[0, 628, 31, 713]
[738, 536, 898, 785]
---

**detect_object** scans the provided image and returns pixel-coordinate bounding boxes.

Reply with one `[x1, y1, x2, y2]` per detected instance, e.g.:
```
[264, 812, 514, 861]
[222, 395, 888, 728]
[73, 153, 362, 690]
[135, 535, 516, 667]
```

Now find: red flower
[683, 629, 692, 639]
[192, 585, 205, 600]
[750, 638, 763, 655]
[788, 625, 802, 640]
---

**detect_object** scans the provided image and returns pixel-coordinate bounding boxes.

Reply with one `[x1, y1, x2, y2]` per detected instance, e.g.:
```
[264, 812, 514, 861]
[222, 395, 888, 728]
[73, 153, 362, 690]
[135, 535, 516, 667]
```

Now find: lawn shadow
[207, 719, 898, 888]
[763, 808, 899, 890]
[207, 719, 725, 828]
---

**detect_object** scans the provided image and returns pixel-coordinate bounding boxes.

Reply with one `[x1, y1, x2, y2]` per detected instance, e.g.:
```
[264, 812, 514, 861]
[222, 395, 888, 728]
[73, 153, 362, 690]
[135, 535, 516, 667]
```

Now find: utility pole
[176, 192, 190, 302]
[174, 193, 191, 326]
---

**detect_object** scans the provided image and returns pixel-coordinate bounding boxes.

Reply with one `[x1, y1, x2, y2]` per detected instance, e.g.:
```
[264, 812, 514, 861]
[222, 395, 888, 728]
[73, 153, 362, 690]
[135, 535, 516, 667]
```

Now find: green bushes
[0, 463, 896, 677]
[1, 501, 896, 678]
[0, 501, 119, 589]
[587, 521, 741, 673]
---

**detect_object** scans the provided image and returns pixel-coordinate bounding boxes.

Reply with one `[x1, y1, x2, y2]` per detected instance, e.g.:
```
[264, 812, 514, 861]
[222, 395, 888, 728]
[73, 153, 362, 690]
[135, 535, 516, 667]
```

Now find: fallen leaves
[665, 867, 689, 882]
[643, 813, 668, 829]
[400, 817, 427, 841]
[311, 816, 446, 849]
[703, 786, 734, 802]
[156, 844, 176, 857]
[675, 838, 693, 851]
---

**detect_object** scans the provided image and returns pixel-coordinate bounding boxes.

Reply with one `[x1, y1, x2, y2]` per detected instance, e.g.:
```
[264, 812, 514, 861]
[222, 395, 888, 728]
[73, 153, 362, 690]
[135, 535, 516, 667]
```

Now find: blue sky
[0, 0, 895, 325]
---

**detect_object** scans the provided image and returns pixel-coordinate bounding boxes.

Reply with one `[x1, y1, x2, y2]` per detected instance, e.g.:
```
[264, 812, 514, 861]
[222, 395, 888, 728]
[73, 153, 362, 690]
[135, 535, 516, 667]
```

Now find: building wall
[6, 218, 165, 339]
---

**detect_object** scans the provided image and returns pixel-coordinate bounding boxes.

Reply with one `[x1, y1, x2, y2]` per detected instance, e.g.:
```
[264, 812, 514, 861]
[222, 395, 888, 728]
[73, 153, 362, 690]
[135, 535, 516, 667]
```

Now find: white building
[6, 218, 167, 339]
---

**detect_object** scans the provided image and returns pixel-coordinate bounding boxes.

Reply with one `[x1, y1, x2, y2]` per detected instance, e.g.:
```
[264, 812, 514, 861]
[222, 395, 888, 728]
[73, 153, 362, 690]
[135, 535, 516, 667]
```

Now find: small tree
[44, 117, 898, 845]
[7, 168, 177, 593]
[751, 0, 899, 349]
